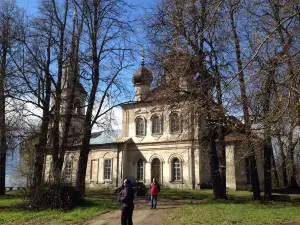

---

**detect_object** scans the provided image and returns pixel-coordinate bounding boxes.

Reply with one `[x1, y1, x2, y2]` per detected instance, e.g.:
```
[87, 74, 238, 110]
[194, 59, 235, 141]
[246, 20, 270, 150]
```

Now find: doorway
[151, 158, 161, 183]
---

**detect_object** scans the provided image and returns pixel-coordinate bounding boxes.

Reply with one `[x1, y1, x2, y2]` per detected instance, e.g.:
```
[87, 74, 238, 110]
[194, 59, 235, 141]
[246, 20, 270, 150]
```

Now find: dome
[132, 65, 153, 85]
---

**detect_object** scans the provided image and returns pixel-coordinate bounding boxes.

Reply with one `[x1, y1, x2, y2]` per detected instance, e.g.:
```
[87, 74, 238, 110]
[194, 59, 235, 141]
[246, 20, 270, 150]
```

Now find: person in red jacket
[150, 178, 160, 209]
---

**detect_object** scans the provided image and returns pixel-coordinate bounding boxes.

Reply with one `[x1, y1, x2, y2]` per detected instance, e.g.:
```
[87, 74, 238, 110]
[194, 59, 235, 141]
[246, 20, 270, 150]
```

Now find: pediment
[134, 108, 147, 115]
[150, 106, 163, 113]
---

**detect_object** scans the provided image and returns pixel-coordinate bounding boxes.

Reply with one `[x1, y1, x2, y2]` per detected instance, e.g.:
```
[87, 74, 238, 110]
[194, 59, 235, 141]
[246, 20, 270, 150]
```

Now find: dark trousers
[121, 205, 134, 225]
[151, 195, 157, 208]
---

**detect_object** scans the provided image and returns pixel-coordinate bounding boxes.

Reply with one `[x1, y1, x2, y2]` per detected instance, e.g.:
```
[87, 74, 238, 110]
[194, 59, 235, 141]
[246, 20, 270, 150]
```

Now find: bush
[26, 183, 84, 210]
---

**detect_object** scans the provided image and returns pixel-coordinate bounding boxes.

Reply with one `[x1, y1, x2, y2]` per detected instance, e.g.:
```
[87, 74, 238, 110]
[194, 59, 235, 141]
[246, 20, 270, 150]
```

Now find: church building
[44, 52, 264, 191]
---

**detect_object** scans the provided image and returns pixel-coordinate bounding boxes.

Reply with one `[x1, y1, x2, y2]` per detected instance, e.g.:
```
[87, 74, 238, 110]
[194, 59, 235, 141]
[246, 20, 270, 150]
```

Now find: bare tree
[145, 0, 229, 199]
[75, 0, 133, 194]
[0, 0, 23, 195]
[228, 0, 262, 200]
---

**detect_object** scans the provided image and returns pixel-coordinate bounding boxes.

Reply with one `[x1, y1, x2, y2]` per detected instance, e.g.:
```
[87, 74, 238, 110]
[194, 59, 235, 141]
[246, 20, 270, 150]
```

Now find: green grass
[162, 189, 300, 225]
[2, 189, 300, 225]
[159, 188, 252, 201]
[0, 191, 118, 225]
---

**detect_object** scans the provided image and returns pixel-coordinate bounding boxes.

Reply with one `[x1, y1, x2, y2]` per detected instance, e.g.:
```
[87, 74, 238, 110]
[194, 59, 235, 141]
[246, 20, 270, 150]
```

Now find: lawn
[162, 189, 300, 225]
[0, 191, 119, 225]
[2, 189, 300, 225]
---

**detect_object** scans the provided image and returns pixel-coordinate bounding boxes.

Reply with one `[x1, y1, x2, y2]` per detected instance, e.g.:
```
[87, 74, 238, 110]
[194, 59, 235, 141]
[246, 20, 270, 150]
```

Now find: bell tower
[60, 60, 87, 137]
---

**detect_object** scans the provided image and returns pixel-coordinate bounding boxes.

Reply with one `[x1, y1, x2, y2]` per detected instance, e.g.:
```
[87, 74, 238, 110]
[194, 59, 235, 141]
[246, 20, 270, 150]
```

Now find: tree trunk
[213, 47, 227, 199]
[277, 135, 288, 186]
[33, 17, 53, 187]
[33, 110, 50, 187]
[209, 129, 226, 199]
[270, 1, 298, 188]
[230, 6, 261, 200]
[286, 132, 298, 188]
[271, 149, 279, 188]
[51, 2, 69, 183]
[262, 64, 274, 200]
[0, 39, 7, 195]
[76, 0, 100, 195]
[75, 127, 91, 194]
[264, 138, 272, 200]
[217, 126, 227, 199]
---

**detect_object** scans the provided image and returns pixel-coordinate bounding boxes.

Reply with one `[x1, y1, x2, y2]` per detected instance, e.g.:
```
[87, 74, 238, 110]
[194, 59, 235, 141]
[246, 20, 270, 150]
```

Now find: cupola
[132, 50, 152, 85]
[132, 49, 152, 101]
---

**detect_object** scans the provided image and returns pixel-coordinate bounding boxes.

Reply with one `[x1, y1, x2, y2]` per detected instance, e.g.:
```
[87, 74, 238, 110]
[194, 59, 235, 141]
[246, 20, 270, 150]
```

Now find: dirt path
[84, 198, 189, 225]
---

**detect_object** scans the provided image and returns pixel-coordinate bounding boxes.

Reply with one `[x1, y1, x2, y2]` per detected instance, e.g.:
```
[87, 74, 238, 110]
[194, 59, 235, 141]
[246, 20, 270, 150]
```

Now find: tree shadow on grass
[0, 196, 118, 213]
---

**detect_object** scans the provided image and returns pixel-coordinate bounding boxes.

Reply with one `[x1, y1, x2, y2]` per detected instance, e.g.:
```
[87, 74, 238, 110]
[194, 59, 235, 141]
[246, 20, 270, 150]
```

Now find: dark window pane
[137, 159, 143, 180]
[172, 158, 181, 181]
[65, 160, 72, 180]
[170, 113, 180, 133]
[136, 118, 145, 135]
[152, 115, 161, 134]
[104, 159, 112, 180]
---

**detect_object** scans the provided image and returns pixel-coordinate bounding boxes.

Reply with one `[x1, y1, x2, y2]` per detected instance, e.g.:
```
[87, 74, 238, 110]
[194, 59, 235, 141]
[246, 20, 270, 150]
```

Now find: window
[136, 117, 145, 135]
[91, 159, 98, 181]
[172, 158, 181, 181]
[104, 159, 112, 180]
[137, 159, 144, 180]
[170, 113, 180, 133]
[152, 115, 161, 134]
[65, 160, 72, 180]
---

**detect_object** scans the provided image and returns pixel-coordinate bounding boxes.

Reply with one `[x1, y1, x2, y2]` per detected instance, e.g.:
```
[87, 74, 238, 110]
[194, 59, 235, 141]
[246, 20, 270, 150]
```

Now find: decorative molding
[134, 108, 148, 115]
[167, 153, 184, 163]
[148, 154, 165, 163]
[150, 106, 163, 113]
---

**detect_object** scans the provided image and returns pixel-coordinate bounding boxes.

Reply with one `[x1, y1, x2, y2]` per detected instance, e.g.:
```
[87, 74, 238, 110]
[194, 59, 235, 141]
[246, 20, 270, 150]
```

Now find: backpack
[151, 183, 160, 193]
[151, 184, 159, 195]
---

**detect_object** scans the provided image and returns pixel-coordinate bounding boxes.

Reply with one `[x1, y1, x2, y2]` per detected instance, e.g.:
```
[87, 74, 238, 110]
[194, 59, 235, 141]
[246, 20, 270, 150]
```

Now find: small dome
[132, 65, 153, 85]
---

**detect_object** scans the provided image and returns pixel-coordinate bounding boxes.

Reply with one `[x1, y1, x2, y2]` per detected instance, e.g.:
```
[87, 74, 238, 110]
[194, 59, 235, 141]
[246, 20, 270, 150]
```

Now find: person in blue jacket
[120, 179, 134, 225]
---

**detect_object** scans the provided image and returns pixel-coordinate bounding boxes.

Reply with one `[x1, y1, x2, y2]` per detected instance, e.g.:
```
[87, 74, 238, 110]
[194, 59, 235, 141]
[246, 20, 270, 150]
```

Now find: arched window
[172, 158, 181, 181]
[169, 113, 180, 133]
[137, 159, 144, 180]
[152, 115, 161, 134]
[136, 117, 145, 136]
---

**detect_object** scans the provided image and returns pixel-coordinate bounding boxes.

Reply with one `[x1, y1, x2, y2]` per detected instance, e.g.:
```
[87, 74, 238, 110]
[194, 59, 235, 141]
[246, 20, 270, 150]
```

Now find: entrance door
[151, 158, 161, 183]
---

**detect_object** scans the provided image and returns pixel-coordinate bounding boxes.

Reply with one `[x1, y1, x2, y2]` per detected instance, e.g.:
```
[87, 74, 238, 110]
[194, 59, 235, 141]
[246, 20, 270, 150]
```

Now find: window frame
[135, 116, 146, 136]
[169, 112, 181, 134]
[172, 157, 181, 182]
[104, 159, 112, 180]
[151, 114, 162, 135]
[64, 159, 72, 181]
[136, 159, 144, 181]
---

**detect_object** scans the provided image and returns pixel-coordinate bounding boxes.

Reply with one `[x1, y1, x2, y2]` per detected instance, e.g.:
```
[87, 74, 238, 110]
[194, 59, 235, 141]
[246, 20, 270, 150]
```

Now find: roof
[132, 65, 153, 85]
[89, 129, 126, 145]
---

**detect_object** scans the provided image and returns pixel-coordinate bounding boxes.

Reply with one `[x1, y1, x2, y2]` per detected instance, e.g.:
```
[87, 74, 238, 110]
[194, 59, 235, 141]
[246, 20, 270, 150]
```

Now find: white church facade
[44, 54, 265, 191]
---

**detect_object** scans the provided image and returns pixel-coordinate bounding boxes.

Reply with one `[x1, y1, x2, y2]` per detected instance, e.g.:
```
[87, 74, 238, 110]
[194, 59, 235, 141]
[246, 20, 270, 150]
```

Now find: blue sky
[16, 0, 155, 91]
